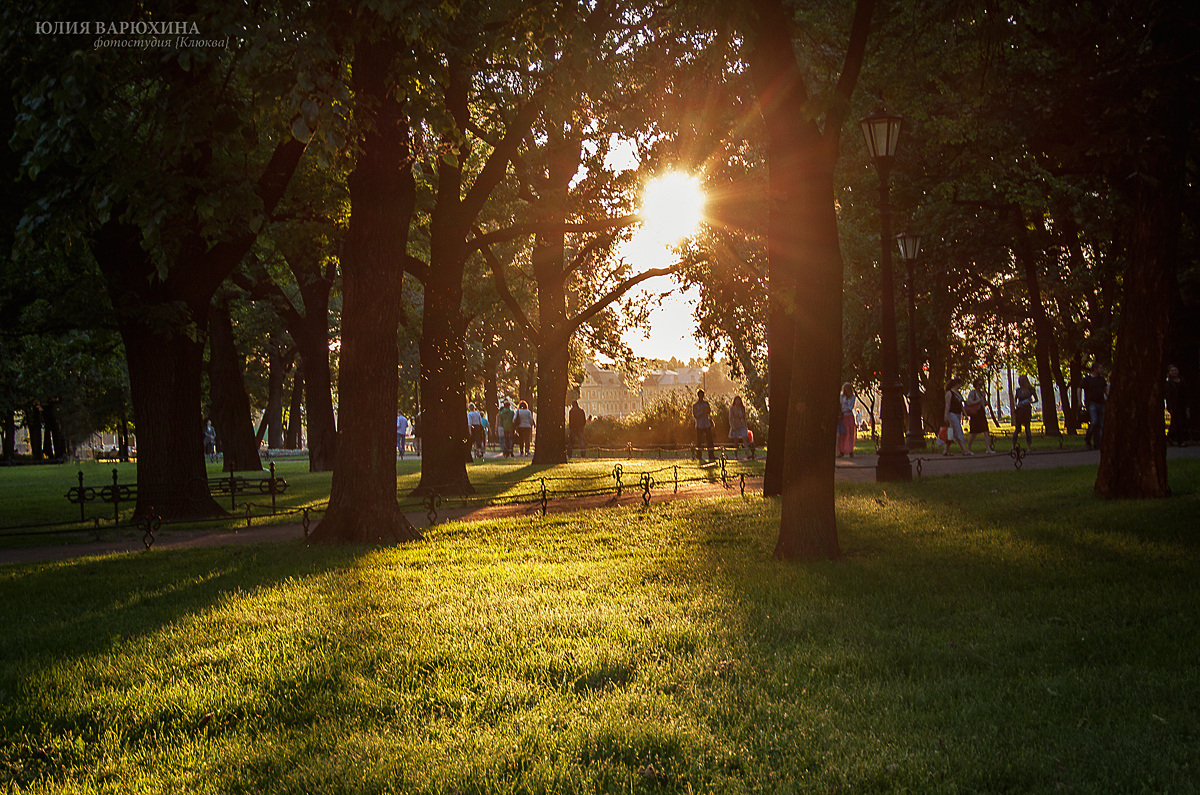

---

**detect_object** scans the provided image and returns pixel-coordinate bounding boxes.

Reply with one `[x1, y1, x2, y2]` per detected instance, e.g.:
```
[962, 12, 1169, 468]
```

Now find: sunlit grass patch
[2, 461, 1198, 793]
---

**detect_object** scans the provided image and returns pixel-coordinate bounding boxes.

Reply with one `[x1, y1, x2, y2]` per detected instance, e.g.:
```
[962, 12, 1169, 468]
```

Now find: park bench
[66, 464, 288, 523]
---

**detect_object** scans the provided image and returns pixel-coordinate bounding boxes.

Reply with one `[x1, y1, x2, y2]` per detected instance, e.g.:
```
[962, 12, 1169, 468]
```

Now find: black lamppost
[861, 108, 912, 482]
[896, 232, 925, 450]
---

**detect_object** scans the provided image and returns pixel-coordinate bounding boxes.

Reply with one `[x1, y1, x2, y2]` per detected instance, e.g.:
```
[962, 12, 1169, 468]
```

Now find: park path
[4, 445, 1197, 567]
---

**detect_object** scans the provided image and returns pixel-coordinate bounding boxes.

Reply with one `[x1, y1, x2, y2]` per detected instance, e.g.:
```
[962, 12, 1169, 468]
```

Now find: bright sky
[605, 139, 705, 362]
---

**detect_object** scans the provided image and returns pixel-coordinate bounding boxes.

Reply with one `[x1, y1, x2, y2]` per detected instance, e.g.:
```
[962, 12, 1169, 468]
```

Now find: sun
[639, 172, 705, 245]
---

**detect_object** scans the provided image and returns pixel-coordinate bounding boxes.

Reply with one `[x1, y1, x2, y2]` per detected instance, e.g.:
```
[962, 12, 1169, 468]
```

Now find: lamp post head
[896, 232, 921, 261]
[860, 107, 903, 164]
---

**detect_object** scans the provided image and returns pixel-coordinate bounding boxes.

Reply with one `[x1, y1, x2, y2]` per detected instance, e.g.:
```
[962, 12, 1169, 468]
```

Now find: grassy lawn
[2, 460, 1198, 792]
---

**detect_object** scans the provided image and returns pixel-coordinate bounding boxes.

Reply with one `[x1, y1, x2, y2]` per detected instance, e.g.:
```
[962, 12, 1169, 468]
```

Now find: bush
[583, 392, 765, 449]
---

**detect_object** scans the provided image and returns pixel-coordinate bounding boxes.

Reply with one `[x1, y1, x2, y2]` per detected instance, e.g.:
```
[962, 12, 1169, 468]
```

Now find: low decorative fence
[1, 458, 762, 550]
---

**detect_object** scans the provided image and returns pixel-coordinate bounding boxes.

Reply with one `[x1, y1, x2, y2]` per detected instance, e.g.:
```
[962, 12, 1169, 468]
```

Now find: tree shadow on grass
[0, 542, 368, 664]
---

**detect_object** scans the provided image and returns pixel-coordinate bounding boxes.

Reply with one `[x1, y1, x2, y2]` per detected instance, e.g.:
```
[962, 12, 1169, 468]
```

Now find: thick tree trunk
[530, 139, 576, 466]
[121, 316, 224, 519]
[92, 133, 304, 518]
[208, 298, 263, 472]
[310, 36, 422, 545]
[416, 260, 473, 493]
[1095, 71, 1185, 498]
[534, 335, 570, 464]
[285, 364, 304, 449]
[748, 0, 865, 559]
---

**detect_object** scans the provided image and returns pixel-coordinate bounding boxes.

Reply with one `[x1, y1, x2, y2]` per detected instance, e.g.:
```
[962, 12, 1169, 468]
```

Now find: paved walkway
[4, 446, 1196, 566]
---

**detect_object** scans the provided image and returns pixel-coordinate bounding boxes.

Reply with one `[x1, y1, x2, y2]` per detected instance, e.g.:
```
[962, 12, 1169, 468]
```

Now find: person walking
[728, 395, 749, 460]
[965, 377, 995, 453]
[467, 402, 485, 459]
[1166, 364, 1189, 446]
[1081, 363, 1108, 450]
[692, 389, 715, 463]
[568, 400, 587, 458]
[515, 400, 534, 456]
[396, 412, 409, 458]
[1012, 374, 1037, 449]
[943, 378, 970, 455]
[838, 383, 857, 457]
[498, 399, 515, 457]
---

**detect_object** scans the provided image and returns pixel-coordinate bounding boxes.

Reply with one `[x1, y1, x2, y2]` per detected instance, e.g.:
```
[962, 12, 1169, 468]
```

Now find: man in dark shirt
[568, 400, 586, 457]
[692, 389, 715, 463]
[1081, 363, 1108, 450]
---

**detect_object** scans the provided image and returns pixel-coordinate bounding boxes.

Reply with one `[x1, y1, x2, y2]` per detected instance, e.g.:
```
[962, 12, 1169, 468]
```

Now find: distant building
[577, 361, 729, 418]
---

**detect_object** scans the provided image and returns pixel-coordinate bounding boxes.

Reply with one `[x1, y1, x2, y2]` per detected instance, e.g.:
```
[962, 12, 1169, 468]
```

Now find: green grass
[2, 461, 1198, 793]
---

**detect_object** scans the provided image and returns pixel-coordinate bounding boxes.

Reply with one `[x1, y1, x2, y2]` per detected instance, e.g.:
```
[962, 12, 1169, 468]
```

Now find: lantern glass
[860, 109, 903, 161]
[896, 233, 921, 261]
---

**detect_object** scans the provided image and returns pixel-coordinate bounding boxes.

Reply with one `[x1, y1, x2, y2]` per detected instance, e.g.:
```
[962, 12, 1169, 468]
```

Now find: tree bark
[208, 297, 264, 472]
[1094, 68, 1185, 498]
[747, 0, 874, 559]
[289, 261, 338, 471]
[285, 364, 304, 449]
[265, 335, 290, 450]
[1012, 208, 1061, 437]
[309, 35, 422, 545]
[27, 403, 42, 460]
[1, 409, 14, 459]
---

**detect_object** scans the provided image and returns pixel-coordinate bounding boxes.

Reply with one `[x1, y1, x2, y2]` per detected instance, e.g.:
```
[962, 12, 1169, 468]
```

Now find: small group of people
[938, 377, 1001, 456]
[692, 390, 754, 462]
[495, 399, 535, 457]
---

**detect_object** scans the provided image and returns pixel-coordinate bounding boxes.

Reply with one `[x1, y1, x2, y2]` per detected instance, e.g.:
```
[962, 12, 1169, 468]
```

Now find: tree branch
[470, 213, 639, 251]
[566, 262, 681, 336]
[825, 0, 876, 141]
[478, 239, 541, 345]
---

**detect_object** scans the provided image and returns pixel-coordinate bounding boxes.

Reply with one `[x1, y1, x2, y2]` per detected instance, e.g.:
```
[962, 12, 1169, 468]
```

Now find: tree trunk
[1013, 209, 1061, 437]
[120, 312, 223, 518]
[484, 346, 499, 443]
[285, 364, 304, 450]
[27, 403, 42, 460]
[43, 400, 64, 459]
[530, 135, 579, 466]
[287, 263, 337, 471]
[534, 335, 570, 464]
[416, 259, 474, 493]
[92, 134, 305, 518]
[265, 335, 289, 450]
[310, 35, 422, 545]
[414, 56, 536, 493]
[747, 0, 870, 560]
[1095, 67, 1185, 499]
[208, 297, 263, 472]
[1, 409, 14, 459]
